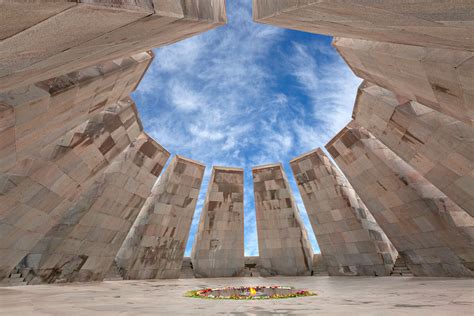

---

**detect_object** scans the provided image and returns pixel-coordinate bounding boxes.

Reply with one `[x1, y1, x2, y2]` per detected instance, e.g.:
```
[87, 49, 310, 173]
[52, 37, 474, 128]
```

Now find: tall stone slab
[290, 148, 397, 276]
[116, 155, 205, 279]
[353, 82, 474, 217]
[0, 52, 153, 280]
[253, 0, 474, 51]
[0, 51, 154, 174]
[252, 163, 313, 276]
[0, 99, 142, 280]
[0, 0, 227, 92]
[25, 131, 169, 284]
[326, 122, 474, 277]
[191, 166, 244, 278]
[334, 38, 474, 126]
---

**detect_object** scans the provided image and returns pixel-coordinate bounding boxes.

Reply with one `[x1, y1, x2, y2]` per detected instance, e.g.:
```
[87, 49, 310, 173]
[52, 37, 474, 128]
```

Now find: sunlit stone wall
[252, 163, 314, 276]
[0, 53, 154, 280]
[353, 82, 474, 217]
[334, 38, 474, 126]
[326, 122, 474, 277]
[291, 148, 397, 276]
[117, 155, 205, 280]
[191, 166, 245, 278]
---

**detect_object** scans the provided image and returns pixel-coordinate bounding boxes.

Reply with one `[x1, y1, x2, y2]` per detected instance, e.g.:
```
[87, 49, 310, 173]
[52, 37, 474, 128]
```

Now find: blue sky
[132, 0, 362, 256]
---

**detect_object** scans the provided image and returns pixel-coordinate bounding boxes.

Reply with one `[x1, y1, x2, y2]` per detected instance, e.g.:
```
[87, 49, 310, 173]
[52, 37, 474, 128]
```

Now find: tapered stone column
[0, 98, 143, 280]
[0, 53, 153, 280]
[290, 148, 397, 276]
[252, 163, 313, 276]
[191, 166, 244, 278]
[0, 51, 154, 174]
[253, 0, 474, 51]
[0, 0, 227, 91]
[116, 155, 205, 279]
[326, 122, 474, 277]
[353, 82, 474, 216]
[26, 130, 169, 284]
[334, 38, 474, 126]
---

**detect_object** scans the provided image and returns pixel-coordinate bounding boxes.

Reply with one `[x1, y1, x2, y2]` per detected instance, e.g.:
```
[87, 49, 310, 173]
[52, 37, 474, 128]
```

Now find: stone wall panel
[326, 122, 474, 277]
[291, 148, 398, 276]
[252, 163, 313, 276]
[191, 166, 244, 278]
[353, 82, 474, 217]
[116, 155, 205, 279]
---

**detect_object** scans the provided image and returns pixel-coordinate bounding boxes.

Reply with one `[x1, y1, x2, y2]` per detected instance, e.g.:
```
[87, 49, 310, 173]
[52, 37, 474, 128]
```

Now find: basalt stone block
[290, 148, 397, 276]
[334, 38, 474, 126]
[253, 0, 474, 51]
[26, 131, 169, 284]
[326, 122, 474, 277]
[353, 82, 474, 217]
[191, 166, 244, 278]
[252, 163, 313, 276]
[0, 0, 227, 92]
[116, 155, 205, 280]
[0, 51, 153, 173]
[0, 99, 143, 281]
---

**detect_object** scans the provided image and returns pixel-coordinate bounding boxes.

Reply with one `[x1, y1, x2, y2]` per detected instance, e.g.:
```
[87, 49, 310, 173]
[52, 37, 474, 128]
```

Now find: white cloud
[132, 0, 361, 257]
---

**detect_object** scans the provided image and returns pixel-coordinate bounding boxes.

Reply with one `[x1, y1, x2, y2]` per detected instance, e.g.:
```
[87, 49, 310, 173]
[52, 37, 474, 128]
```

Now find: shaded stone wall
[334, 38, 473, 126]
[0, 0, 227, 92]
[326, 122, 474, 276]
[116, 155, 205, 279]
[26, 129, 169, 284]
[253, 0, 474, 51]
[353, 82, 474, 217]
[290, 148, 397, 276]
[0, 53, 154, 280]
[191, 166, 244, 277]
[252, 163, 313, 276]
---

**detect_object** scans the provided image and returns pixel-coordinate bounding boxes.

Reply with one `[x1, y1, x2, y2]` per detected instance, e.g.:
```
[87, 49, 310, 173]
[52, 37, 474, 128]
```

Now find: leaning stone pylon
[334, 38, 474, 126]
[353, 82, 474, 217]
[116, 155, 205, 279]
[290, 148, 398, 276]
[252, 0, 474, 51]
[252, 163, 313, 276]
[326, 122, 474, 277]
[0, 0, 227, 92]
[191, 166, 245, 278]
[0, 52, 155, 281]
[25, 129, 170, 284]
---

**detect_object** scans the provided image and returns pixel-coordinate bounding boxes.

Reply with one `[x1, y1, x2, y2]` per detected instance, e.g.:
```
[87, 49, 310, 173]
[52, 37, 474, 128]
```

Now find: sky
[132, 0, 362, 256]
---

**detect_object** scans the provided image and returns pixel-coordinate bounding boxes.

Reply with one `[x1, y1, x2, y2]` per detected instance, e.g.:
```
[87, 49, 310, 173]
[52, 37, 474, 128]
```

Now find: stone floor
[0, 277, 473, 315]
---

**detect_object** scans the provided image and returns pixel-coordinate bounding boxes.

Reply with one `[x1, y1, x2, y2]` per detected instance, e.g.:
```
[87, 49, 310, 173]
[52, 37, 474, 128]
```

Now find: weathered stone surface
[334, 38, 474, 126]
[0, 1, 76, 40]
[326, 122, 474, 277]
[0, 51, 154, 173]
[0, 0, 227, 92]
[0, 52, 153, 281]
[252, 163, 313, 276]
[25, 131, 169, 284]
[290, 148, 397, 276]
[253, 0, 474, 51]
[116, 155, 205, 280]
[191, 166, 244, 278]
[353, 82, 474, 217]
[0, 99, 142, 281]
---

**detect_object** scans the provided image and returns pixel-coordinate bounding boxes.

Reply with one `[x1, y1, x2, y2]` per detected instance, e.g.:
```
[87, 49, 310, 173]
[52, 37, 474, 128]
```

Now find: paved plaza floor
[0, 276, 473, 315]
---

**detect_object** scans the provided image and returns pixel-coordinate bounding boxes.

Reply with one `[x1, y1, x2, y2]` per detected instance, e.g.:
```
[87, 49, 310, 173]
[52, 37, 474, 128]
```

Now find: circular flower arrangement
[185, 286, 316, 300]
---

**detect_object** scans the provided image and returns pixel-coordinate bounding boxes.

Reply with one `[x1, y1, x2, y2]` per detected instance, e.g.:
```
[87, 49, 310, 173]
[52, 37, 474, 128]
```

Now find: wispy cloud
[132, 0, 361, 256]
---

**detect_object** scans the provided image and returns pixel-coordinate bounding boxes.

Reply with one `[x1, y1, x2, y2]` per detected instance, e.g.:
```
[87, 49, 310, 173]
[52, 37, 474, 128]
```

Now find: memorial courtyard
[1, 0, 473, 315]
